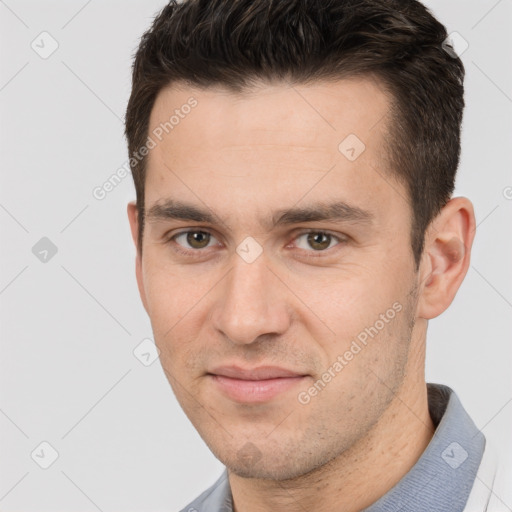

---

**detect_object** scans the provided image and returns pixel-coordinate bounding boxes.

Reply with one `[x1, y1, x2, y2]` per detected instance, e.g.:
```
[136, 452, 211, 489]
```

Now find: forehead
[143, 77, 406, 230]
[148, 76, 391, 152]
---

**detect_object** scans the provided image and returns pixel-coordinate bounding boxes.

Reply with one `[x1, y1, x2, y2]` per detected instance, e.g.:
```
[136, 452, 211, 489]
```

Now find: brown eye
[172, 230, 215, 251]
[185, 231, 211, 249]
[306, 232, 332, 251]
[294, 231, 341, 252]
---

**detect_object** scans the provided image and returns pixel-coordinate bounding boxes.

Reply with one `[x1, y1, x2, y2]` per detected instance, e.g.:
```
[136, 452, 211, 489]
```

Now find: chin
[227, 461, 306, 481]
[219, 441, 340, 482]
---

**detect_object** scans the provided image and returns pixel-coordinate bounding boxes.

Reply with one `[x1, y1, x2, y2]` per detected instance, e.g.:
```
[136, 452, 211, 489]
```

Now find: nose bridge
[212, 250, 290, 345]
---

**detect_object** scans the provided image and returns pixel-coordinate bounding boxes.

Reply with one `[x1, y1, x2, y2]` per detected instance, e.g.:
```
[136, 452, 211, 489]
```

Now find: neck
[228, 339, 435, 512]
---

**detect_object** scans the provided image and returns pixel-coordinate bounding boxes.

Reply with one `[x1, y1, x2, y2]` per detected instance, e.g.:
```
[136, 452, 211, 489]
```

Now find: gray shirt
[180, 383, 485, 512]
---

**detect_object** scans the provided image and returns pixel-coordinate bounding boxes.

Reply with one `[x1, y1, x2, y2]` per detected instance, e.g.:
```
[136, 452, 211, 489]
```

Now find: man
[124, 0, 500, 510]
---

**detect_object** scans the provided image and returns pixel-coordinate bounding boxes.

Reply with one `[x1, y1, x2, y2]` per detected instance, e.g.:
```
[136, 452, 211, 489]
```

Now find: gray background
[1, 1, 511, 510]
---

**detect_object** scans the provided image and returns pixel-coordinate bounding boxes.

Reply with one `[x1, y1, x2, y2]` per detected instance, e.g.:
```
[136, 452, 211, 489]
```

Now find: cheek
[288, 265, 405, 340]
[302, 271, 414, 389]
[141, 260, 206, 354]
[142, 251, 207, 317]
[302, 297, 413, 426]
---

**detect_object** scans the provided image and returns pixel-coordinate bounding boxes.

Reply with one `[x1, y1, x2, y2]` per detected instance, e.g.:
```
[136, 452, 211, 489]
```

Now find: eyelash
[165, 229, 347, 259]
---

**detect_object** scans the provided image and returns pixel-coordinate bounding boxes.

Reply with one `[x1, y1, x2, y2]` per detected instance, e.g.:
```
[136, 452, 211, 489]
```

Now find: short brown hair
[125, 0, 465, 267]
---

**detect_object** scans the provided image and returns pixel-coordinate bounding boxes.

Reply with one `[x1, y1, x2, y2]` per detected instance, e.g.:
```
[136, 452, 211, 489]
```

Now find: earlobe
[417, 197, 476, 319]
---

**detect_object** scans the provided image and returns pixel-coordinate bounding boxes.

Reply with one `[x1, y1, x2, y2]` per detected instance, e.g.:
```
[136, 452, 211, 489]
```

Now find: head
[125, 0, 475, 480]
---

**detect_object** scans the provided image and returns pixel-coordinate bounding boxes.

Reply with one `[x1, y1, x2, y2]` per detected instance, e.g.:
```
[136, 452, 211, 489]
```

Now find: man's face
[130, 78, 424, 479]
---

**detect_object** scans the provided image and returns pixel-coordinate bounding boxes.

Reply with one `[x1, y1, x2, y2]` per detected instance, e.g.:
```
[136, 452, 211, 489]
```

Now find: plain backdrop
[1, 1, 511, 511]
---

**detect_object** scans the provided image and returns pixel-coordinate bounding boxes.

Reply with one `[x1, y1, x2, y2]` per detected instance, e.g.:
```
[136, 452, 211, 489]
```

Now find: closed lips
[208, 366, 307, 380]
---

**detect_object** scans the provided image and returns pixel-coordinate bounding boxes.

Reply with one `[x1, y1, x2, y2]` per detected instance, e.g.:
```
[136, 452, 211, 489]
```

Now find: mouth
[207, 365, 309, 403]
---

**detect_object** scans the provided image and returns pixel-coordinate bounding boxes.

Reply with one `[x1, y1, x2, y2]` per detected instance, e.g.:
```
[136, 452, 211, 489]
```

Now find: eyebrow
[145, 198, 374, 230]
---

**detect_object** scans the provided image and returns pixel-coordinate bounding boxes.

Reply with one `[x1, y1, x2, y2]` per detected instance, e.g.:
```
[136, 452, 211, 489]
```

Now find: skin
[127, 77, 476, 511]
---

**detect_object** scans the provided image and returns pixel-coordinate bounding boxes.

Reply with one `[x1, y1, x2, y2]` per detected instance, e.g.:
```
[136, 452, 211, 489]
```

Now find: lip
[207, 365, 308, 403]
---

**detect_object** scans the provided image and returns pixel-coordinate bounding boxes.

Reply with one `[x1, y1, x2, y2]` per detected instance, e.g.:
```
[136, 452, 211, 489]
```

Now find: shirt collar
[181, 383, 485, 512]
[363, 383, 485, 511]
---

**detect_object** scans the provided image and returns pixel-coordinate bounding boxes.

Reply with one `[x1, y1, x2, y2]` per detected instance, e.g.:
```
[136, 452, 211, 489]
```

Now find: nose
[210, 250, 292, 346]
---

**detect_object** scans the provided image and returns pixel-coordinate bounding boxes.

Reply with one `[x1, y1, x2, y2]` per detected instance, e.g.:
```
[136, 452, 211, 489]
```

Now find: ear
[417, 197, 476, 320]
[127, 201, 149, 313]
